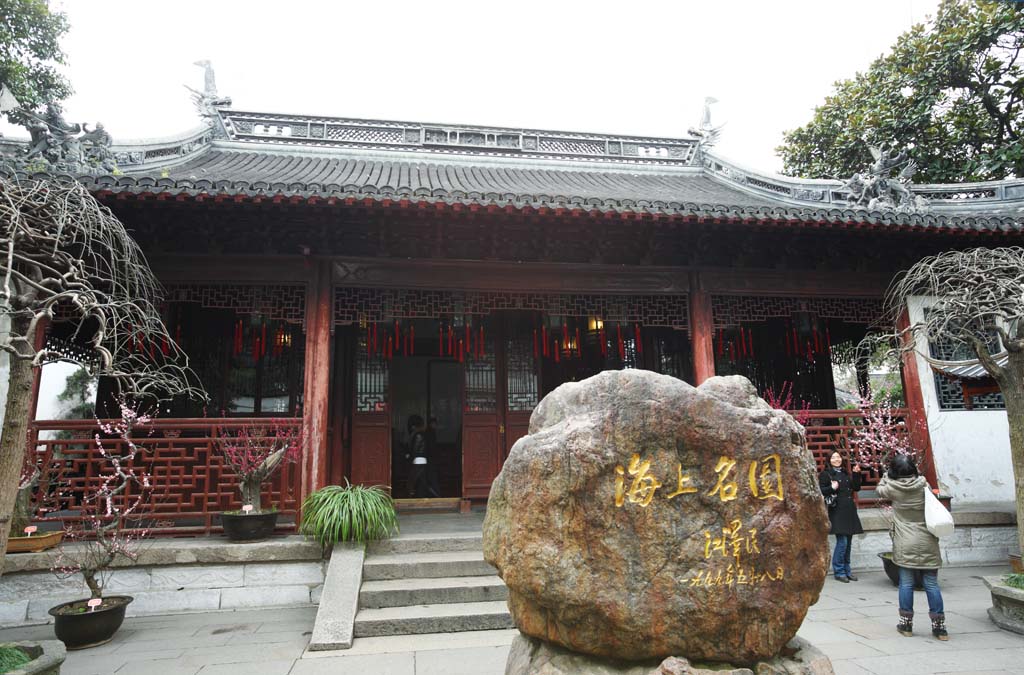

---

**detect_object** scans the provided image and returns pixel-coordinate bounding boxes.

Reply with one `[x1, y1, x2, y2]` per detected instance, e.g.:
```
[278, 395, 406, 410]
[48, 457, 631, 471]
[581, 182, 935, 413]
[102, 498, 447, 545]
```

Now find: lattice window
[356, 336, 389, 412]
[326, 126, 404, 144]
[334, 288, 688, 331]
[166, 283, 306, 327]
[465, 328, 496, 413]
[507, 327, 539, 412]
[711, 295, 882, 329]
[928, 325, 1004, 411]
[539, 138, 605, 155]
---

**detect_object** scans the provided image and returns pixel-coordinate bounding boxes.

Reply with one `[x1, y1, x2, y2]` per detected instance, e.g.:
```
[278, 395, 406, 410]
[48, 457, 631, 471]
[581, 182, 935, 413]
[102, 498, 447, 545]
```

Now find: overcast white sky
[8, 0, 941, 173]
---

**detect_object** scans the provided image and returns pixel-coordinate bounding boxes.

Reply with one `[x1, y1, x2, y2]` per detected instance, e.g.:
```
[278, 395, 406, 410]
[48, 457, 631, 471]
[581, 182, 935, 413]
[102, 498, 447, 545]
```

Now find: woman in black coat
[819, 451, 863, 582]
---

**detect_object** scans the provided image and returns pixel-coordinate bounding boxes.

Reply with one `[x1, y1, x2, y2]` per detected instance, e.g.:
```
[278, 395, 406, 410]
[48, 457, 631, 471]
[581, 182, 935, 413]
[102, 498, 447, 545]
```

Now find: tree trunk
[241, 476, 263, 513]
[0, 316, 36, 575]
[8, 484, 31, 537]
[1003, 357, 1024, 558]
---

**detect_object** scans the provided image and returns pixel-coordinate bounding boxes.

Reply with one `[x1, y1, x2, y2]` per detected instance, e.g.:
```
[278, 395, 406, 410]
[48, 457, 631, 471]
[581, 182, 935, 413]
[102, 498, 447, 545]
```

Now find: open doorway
[389, 346, 463, 498]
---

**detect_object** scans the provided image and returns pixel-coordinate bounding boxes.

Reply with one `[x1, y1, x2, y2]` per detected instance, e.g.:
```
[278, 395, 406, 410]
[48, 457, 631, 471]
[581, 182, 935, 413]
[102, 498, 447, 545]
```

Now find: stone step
[353, 600, 513, 637]
[367, 533, 483, 556]
[359, 574, 507, 608]
[362, 551, 495, 581]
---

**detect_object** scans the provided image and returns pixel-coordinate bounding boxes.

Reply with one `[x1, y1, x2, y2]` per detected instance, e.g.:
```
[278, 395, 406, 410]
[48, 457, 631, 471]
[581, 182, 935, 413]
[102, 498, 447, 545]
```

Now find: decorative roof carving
[1, 103, 116, 175]
[687, 97, 723, 149]
[839, 145, 929, 213]
[215, 109, 703, 166]
[185, 60, 232, 139]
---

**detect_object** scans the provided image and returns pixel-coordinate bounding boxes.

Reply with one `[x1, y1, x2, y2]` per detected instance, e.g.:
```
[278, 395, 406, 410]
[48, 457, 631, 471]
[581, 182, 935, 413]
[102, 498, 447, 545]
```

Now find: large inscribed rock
[483, 371, 829, 665]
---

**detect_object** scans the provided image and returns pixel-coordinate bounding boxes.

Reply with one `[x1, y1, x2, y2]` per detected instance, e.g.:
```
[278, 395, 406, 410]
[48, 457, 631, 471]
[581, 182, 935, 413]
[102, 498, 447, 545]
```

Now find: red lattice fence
[803, 408, 912, 503]
[27, 418, 303, 536]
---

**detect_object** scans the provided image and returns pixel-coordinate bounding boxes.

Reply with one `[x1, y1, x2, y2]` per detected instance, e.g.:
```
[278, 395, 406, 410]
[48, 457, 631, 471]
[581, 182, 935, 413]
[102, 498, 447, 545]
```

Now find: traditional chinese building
[4, 84, 1023, 533]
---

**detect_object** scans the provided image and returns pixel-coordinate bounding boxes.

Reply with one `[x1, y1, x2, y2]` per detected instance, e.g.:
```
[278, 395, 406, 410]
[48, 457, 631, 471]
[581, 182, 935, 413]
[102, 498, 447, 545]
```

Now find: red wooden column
[689, 273, 715, 384]
[897, 310, 939, 487]
[302, 260, 333, 497]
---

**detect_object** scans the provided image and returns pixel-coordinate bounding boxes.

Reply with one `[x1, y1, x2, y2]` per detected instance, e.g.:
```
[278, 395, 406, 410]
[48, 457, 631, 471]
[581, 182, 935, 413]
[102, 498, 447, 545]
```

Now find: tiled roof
[58, 148, 1022, 233]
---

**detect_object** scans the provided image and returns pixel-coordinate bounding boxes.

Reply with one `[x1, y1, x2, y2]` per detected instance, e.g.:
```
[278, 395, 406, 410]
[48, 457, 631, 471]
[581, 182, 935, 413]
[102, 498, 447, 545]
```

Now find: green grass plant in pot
[300, 480, 398, 545]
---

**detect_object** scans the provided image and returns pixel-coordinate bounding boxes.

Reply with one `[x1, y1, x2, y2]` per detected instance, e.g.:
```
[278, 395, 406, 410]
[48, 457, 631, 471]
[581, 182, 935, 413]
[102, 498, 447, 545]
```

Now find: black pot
[49, 595, 132, 650]
[220, 510, 278, 541]
[878, 552, 926, 590]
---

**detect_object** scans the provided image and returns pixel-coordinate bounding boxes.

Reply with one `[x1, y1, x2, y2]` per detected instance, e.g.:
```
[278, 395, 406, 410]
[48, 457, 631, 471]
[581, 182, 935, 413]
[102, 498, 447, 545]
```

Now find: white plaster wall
[907, 296, 1015, 509]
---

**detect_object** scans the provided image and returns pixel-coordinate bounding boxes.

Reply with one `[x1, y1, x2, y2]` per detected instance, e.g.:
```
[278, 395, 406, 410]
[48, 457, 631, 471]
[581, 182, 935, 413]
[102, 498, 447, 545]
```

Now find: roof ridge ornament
[0, 98, 116, 175]
[185, 60, 232, 139]
[840, 144, 929, 213]
[687, 97, 723, 149]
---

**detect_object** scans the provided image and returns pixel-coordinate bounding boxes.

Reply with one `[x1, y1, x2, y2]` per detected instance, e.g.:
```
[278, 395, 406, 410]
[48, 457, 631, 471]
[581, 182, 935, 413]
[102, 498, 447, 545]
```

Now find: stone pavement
[0, 564, 1021, 674]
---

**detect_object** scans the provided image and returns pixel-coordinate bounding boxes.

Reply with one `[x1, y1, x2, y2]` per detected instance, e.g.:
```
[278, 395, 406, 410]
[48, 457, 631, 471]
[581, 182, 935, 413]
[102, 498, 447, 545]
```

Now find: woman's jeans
[898, 566, 944, 615]
[832, 534, 852, 578]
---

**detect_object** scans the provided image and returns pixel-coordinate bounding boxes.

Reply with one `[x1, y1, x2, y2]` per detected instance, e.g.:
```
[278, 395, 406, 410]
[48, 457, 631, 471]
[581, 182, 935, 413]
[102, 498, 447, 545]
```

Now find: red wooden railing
[803, 408, 913, 500]
[27, 417, 303, 536]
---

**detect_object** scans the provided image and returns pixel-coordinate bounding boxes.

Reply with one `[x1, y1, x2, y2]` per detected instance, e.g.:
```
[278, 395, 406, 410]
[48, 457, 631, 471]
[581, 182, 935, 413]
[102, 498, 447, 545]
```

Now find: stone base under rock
[505, 633, 834, 675]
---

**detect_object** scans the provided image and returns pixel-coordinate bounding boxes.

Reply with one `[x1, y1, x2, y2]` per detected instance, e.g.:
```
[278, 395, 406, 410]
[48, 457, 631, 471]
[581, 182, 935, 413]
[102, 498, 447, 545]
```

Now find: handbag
[924, 487, 954, 539]
[824, 493, 837, 509]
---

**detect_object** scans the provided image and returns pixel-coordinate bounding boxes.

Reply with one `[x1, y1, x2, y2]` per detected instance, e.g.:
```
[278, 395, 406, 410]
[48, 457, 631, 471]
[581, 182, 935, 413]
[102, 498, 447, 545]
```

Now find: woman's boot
[897, 610, 913, 637]
[930, 612, 948, 641]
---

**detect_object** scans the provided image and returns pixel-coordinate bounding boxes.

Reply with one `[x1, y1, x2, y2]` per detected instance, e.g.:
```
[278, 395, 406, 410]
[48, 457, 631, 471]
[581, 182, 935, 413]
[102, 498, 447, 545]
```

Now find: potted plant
[0, 641, 67, 674]
[986, 573, 1024, 635]
[48, 403, 152, 650]
[299, 480, 398, 546]
[216, 419, 302, 541]
[6, 449, 64, 554]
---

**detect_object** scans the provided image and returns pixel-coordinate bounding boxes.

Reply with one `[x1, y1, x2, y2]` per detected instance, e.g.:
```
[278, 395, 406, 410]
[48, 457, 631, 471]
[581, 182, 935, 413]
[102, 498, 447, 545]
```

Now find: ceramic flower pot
[878, 552, 925, 590]
[6, 531, 63, 554]
[220, 510, 278, 541]
[49, 596, 133, 650]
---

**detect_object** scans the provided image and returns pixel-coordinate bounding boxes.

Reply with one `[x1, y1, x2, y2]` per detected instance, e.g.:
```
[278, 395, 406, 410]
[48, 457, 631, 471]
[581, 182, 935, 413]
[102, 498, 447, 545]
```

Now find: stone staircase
[353, 532, 513, 638]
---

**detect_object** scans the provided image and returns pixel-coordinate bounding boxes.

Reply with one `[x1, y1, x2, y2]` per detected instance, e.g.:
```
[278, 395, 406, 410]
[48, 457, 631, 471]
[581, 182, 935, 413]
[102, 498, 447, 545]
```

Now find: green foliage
[873, 382, 905, 407]
[1005, 572, 1024, 590]
[778, 0, 1024, 182]
[0, 645, 31, 672]
[300, 481, 398, 546]
[0, 0, 71, 121]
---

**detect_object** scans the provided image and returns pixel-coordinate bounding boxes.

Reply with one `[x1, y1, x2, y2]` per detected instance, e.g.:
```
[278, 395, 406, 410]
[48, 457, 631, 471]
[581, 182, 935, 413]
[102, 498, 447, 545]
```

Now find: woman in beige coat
[876, 454, 948, 641]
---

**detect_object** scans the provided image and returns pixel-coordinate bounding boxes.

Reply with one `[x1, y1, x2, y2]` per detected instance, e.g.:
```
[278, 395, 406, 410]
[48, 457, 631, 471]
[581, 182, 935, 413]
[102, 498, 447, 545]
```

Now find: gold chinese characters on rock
[613, 452, 783, 507]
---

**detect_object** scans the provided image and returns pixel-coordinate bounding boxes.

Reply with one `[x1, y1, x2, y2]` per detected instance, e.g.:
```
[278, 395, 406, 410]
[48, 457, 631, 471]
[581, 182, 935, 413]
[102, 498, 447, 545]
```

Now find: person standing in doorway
[876, 454, 948, 641]
[819, 451, 863, 582]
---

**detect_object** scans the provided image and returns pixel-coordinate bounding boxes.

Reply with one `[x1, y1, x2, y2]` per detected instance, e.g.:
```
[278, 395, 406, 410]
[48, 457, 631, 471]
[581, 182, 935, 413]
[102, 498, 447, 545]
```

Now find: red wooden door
[461, 321, 501, 499]
[350, 342, 391, 488]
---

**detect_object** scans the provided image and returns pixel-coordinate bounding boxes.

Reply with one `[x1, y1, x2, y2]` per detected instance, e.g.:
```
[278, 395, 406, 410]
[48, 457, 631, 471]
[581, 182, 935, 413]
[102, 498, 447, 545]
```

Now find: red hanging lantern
[458, 339, 464, 363]
[634, 324, 642, 354]
[600, 326, 607, 357]
[739, 327, 746, 358]
[792, 325, 800, 357]
[542, 325, 548, 357]
[813, 323, 821, 354]
[617, 324, 624, 360]
[448, 325, 454, 356]
[717, 329, 724, 357]
[161, 336, 169, 356]
[747, 327, 754, 359]
[563, 323, 569, 347]
[554, 340, 560, 363]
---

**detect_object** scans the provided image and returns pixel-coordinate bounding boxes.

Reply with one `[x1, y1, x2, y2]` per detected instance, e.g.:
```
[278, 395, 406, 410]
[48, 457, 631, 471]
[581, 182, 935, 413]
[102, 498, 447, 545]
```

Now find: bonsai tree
[0, 176, 203, 570]
[216, 419, 302, 513]
[51, 401, 152, 600]
[9, 444, 62, 538]
[884, 247, 1024, 555]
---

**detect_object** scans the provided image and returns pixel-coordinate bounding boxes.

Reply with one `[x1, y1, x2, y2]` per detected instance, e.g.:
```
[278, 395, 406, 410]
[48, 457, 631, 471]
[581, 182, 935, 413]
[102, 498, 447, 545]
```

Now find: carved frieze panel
[711, 295, 883, 329]
[166, 283, 307, 326]
[334, 287, 689, 331]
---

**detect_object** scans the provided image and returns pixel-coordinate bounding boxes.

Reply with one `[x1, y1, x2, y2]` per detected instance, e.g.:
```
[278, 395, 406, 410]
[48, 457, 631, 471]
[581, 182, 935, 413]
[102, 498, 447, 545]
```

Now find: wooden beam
[302, 260, 333, 497]
[897, 310, 938, 488]
[689, 273, 715, 385]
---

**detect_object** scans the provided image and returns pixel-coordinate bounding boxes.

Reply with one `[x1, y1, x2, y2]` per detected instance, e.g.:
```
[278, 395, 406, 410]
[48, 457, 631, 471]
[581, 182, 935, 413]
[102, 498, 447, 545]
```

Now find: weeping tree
[0, 174, 204, 572]
[885, 246, 1024, 554]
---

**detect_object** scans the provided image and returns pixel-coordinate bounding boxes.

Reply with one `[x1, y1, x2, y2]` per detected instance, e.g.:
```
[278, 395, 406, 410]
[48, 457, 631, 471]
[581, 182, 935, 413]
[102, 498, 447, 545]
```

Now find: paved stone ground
[1, 564, 1020, 674]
